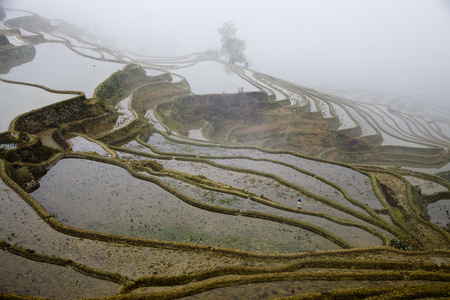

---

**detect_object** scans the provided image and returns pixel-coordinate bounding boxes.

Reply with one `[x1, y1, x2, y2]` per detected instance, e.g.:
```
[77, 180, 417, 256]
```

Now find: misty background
[3, 0, 450, 101]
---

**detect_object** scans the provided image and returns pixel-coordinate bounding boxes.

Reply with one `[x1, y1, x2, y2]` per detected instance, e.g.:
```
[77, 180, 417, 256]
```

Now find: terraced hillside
[0, 8, 449, 299]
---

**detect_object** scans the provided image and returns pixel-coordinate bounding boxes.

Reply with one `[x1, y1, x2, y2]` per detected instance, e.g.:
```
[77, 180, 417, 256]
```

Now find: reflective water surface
[2, 43, 124, 97]
[32, 159, 341, 253]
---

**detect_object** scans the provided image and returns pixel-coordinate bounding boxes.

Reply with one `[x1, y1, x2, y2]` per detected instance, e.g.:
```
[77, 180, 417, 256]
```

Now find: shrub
[191, 175, 208, 182]
[390, 239, 419, 251]
[143, 160, 163, 172]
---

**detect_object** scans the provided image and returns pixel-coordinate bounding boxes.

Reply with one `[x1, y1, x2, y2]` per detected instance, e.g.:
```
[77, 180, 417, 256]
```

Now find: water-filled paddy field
[2, 173, 279, 297]
[119, 133, 397, 242]
[31, 159, 342, 252]
[118, 151, 392, 231]
[142, 133, 383, 209]
[174, 60, 259, 94]
[0, 250, 119, 298]
[427, 199, 450, 228]
[68, 136, 112, 157]
[162, 176, 384, 247]
[209, 158, 373, 215]
[2, 43, 124, 97]
[113, 96, 134, 130]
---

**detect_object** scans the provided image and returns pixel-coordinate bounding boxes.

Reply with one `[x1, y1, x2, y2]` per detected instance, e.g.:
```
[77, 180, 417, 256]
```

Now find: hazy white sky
[3, 0, 450, 95]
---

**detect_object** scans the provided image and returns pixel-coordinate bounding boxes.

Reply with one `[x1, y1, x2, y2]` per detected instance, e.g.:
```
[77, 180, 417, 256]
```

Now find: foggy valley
[0, 1, 450, 299]
[5, 0, 450, 101]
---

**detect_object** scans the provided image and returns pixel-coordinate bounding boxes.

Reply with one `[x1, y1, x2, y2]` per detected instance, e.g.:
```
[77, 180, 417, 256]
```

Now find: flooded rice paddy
[243, 70, 283, 100]
[5, 35, 29, 46]
[427, 200, 450, 228]
[160, 160, 351, 214]
[118, 155, 393, 238]
[68, 136, 112, 157]
[31, 159, 341, 253]
[0, 143, 17, 150]
[404, 176, 448, 195]
[210, 158, 372, 216]
[187, 128, 207, 141]
[181, 280, 444, 300]
[161, 177, 383, 247]
[144, 110, 166, 131]
[330, 102, 357, 130]
[73, 47, 104, 59]
[0, 250, 118, 299]
[3, 9, 33, 21]
[0, 21, 10, 30]
[119, 133, 394, 243]
[18, 28, 36, 36]
[174, 60, 259, 94]
[346, 106, 377, 136]
[144, 133, 383, 210]
[2, 175, 277, 297]
[2, 43, 124, 98]
[308, 96, 318, 112]
[113, 96, 134, 130]
[356, 103, 444, 148]
[318, 99, 332, 118]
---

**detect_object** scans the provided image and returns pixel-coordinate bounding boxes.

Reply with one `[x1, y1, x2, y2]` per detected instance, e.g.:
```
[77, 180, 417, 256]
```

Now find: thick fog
[3, 0, 450, 99]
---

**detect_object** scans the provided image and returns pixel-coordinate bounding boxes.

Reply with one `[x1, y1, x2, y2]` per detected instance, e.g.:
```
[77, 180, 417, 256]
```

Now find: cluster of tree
[218, 21, 246, 64]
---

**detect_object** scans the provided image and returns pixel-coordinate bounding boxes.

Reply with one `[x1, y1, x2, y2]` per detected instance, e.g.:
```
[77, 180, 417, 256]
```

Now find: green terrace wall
[11, 95, 97, 134]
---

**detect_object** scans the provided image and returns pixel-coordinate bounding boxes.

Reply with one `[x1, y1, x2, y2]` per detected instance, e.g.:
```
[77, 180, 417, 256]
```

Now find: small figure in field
[297, 198, 302, 209]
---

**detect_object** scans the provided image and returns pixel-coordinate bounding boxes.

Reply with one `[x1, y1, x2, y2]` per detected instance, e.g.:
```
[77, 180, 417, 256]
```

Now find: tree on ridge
[218, 21, 247, 64]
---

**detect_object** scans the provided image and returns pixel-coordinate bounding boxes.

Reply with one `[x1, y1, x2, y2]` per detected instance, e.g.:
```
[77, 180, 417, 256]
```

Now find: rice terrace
[0, 5, 450, 299]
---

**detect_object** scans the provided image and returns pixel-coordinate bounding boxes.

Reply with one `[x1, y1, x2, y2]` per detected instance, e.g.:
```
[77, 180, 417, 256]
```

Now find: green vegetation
[0, 132, 58, 165]
[437, 170, 450, 182]
[12, 95, 106, 134]
[95, 71, 123, 104]
[218, 21, 247, 64]
[336, 133, 372, 152]
[131, 160, 164, 172]
[94, 64, 148, 106]
[389, 238, 419, 251]
[2, 143, 57, 164]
